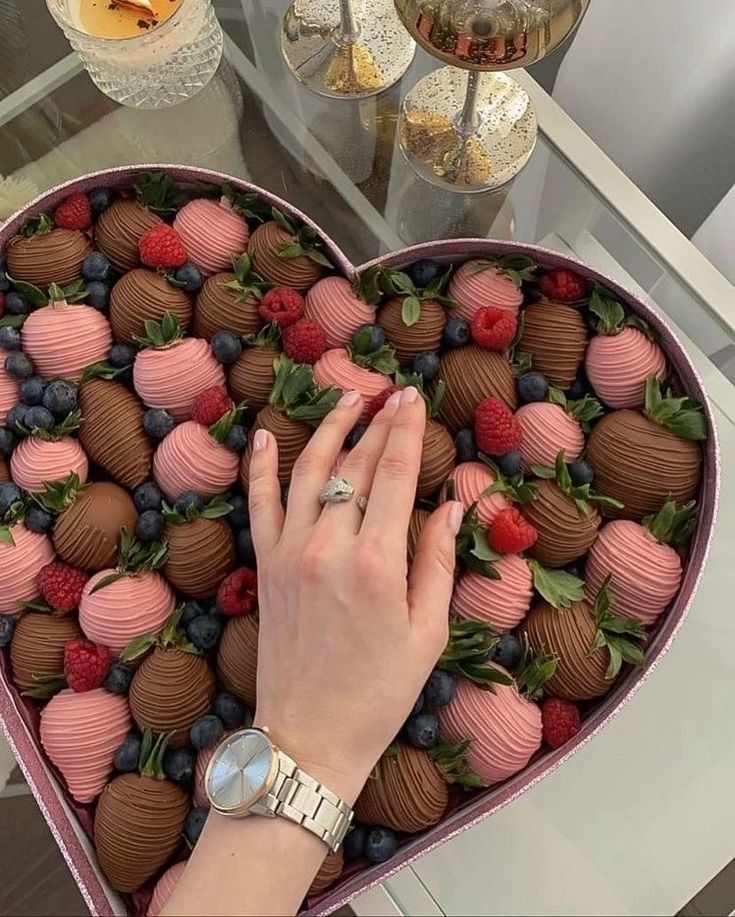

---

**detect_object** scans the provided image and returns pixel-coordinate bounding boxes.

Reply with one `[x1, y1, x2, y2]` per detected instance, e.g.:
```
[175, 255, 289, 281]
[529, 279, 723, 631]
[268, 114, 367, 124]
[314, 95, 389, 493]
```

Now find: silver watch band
[252, 750, 353, 854]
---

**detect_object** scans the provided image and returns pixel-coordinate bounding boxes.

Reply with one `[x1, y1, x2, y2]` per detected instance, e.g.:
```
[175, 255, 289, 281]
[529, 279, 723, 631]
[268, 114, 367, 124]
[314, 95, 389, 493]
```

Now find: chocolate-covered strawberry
[417, 382, 457, 498]
[6, 213, 92, 288]
[194, 252, 269, 340]
[163, 496, 235, 598]
[216, 613, 258, 707]
[518, 298, 588, 390]
[10, 612, 82, 693]
[248, 209, 331, 292]
[110, 268, 193, 343]
[95, 176, 166, 272]
[437, 345, 517, 431]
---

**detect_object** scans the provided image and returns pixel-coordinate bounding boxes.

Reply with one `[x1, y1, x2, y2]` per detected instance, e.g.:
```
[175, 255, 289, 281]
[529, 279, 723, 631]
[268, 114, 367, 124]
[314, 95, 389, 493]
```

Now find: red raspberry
[282, 318, 327, 365]
[487, 507, 538, 554]
[53, 193, 92, 231]
[541, 698, 582, 749]
[474, 397, 522, 455]
[64, 639, 111, 693]
[539, 269, 587, 302]
[471, 306, 517, 351]
[37, 562, 89, 614]
[365, 385, 402, 421]
[217, 567, 258, 616]
[192, 386, 234, 426]
[258, 287, 304, 327]
[139, 224, 187, 270]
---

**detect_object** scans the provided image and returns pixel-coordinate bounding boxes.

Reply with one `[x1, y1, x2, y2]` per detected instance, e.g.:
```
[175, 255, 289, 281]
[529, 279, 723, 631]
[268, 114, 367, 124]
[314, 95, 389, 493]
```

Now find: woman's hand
[249, 386, 463, 803]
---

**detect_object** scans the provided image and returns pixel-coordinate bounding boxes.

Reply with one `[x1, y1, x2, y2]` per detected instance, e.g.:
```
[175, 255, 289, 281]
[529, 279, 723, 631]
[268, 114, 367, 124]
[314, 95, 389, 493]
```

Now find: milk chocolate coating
[0, 457, 8, 483]
[163, 516, 235, 598]
[355, 744, 448, 833]
[524, 600, 612, 701]
[129, 648, 216, 746]
[309, 849, 344, 896]
[407, 508, 430, 567]
[109, 269, 193, 343]
[95, 199, 162, 273]
[10, 613, 82, 693]
[587, 410, 702, 520]
[377, 297, 446, 363]
[228, 346, 279, 409]
[79, 380, 152, 488]
[216, 615, 258, 707]
[53, 482, 138, 571]
[241, 405, 312, 490]
[522, 479, 600, 567]
[194, 273, 261, 340]
[437, 345, 517, 431]
[6, 229, 92, 288]
[519, 300, 589, 389]
[418, 420, 457, 498]
[248, 221, 324, 292]
[94, 773, 189, 893]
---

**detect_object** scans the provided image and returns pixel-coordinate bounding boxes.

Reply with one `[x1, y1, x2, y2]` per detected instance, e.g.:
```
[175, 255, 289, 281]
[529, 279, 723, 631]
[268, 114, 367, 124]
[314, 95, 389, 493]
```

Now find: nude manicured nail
[448, 501, 464, 535]
[386, 389, 402, 408]
[253, 429, 269, 452]
[338, 390, 362, 408]
[401, 386, 419, 405]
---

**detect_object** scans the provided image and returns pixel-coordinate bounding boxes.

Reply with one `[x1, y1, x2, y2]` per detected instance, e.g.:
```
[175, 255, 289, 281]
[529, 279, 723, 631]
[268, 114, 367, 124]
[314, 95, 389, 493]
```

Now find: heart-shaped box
[0, 165, 720, 916]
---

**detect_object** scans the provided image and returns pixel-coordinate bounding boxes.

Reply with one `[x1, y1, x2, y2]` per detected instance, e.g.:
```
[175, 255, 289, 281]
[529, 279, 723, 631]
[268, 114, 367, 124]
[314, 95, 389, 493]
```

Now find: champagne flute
[394, 0, 589, 191]
[281, 0, 416, 99]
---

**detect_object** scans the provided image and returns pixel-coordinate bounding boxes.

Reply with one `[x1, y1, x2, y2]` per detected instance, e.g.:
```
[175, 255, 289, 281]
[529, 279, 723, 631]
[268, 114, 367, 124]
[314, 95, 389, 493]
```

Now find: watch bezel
[204, 728, 280, 817]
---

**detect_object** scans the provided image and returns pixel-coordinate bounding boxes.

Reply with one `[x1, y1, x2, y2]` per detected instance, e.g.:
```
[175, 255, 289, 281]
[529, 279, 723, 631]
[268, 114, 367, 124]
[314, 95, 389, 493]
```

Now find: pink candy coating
[40, 689, 131, 804]
[0, 365, 19, 425]
[441, 461, 511, 526]
[133, 338, 225, 422]
[451, 555, 533, 631]
[305, 277, 376, 349]
[586, 520, 682, 624]
[0, 524, 55, 615]
[147, 861, 188, 917]
[21, 303, 112, 381]
[586, 327, 667, 409]
[79, 571, 175, 655]
[313, 348, 391, 407]
[516, 402, 584, 469]
[173, 197, 249, 276]
[449, 259, 524, 321]
[153, 420, 239, 501]
[10, 437, 88, 493]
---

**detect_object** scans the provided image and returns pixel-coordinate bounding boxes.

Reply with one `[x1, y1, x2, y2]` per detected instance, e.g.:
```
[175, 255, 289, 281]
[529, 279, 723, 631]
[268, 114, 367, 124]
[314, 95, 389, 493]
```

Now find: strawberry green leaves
[269, 355, 342, 423]
[530, 451, 623, 517]
[162, 494, 232, 526]
[272, 208, 333, 268]
[89, 529, 169, 593]
[643, 499, 697, 545]
[350, 344, 400, 376]
[221, 253, 271, 302]
[527, 558, 585, 609]
[469, 254, 538, 286]
[514, 642, 558, 702]
[209, 402, 247, 444]
[590, 577, 647, 679]
[439, 619, 513, 691]
[34, 472, 83, 514]
[644, 376, 707, 441]
[133, 311, 183, 348]
[352, 265, 455, 317]
[429, 741, 487, 789]
[455, 503, 501, 580]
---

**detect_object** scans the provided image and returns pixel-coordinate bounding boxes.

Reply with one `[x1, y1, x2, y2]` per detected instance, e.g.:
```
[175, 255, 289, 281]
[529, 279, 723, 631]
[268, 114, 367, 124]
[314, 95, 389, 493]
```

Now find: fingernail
[386, 389, 402, 408]
[338, 390, 362, 409]
[401, 386, 419, 405]
[253, 429, 269, 452]
[447, 501, 464, 535]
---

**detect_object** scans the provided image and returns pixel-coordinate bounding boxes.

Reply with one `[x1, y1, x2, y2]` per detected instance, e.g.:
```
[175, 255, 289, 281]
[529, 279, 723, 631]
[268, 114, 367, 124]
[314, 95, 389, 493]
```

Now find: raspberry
[258, 287, 304, 327]
[365, 385, 402, 421]
[53, 193, 92, 231]
[139, 224, 187, 270]
[541, 698, 582, 749]
[539, 269, 587, 302]
[282, 319, 327, 365]
[37, 562, 89, 614]
[64, 639, 111, 693]
[217, 567, 258, 617]
[474, 397, 522, 455]
[470, 307, 517, 351]
[487, 507, 538, 554]
[192, 386, 234, 426]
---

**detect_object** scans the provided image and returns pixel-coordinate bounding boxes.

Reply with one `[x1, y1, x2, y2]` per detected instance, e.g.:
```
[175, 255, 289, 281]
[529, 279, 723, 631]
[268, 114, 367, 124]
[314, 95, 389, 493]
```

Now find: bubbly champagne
[394, 0, 588, 70]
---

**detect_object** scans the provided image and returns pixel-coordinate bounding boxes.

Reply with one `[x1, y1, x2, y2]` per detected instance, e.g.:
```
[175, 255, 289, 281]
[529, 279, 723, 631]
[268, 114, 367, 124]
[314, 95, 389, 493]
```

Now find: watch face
[206, 729, 277, 814]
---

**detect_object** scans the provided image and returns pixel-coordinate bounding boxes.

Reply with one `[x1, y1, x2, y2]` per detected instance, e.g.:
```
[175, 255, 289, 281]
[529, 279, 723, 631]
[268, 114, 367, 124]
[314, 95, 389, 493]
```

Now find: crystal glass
[395, 0, 589, 191]
[45, 0, 224, 109]
[281, 0, 416, 99]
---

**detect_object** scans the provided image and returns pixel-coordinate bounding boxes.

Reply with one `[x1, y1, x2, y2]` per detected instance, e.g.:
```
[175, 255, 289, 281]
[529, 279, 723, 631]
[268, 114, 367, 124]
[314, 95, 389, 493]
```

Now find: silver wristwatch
[204, 728, 353, 853]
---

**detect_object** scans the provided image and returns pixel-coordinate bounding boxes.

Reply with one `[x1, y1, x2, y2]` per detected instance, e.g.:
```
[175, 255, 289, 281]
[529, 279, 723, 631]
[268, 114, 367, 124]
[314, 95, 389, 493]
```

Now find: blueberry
[88, 187, 112, 214]
[143, 408, 175, 439]
[0, 427, 14, 457]
[236, 528, 256, 566]
[174, 262, 203, 293]
[114, 733, 141, 773]
[174, 491, 204, 515]
[225, 424, 248, 453]
[408, 259, 441, 288]
[104, 663, 134, 695]
[344, 825, 368, 861]
[24, 406, 55, 432]
[0, 615, 15, 648]
[5, 351, 33, 379]
[566, 372, 589, 401]
[212, 691, 247, 729]
[42, 380, 78, 418]
[0, 270, 9, 293]
[6, 404, 28, 436]
[20, 376, 46, 406]
[163, 746, 196, 784]
[184, 807, 208, 846]
[133, 481, 162, 513]
[518, 371, 549, 403]
[190, 714, 224, 750]
[491, 451, 522, 477]
[443, 316, 470, 348]
[82, 252, 112, 283]
[568, 459, 594, 487]
[211, 330, 242, 364]
[352, 324, 385, 354]
[24, 504, 53, 534]
[227, 494, 249, 530]
[0, 483, 23, 516]
[85, 281, 109, 311]
[454, 428, 477, 463]
[423, 670, 456, 707]
[5, 292, 29, 315]
[346, 424, 367, 449]
[181, 600, 207, 628]
[411, 692, 424, 716]
[364, 827, 399, 864]
[403, 711, 440, 749]
[490, 633, 523, 671]
[109, 343, 136, 368]
[186, 614, 223, 653]
[565, 560, 586, 579]
[136, 510, 165, 542]
[412, 351, 440, 381]
[0, 327, 20, 350]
